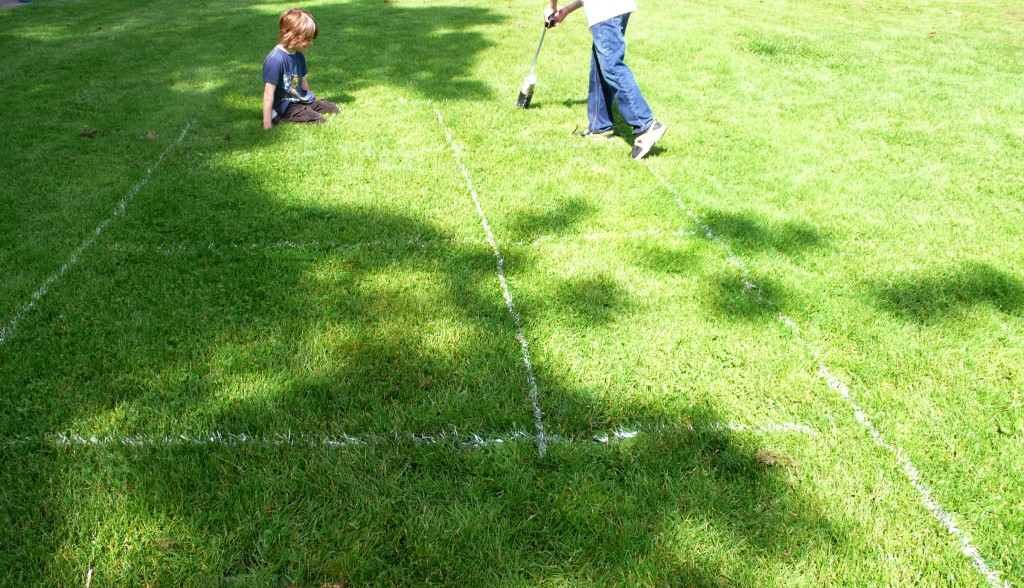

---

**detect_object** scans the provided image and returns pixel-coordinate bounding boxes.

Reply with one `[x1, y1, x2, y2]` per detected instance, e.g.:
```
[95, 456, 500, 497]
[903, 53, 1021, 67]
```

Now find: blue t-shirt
[262, 46, 315, 116]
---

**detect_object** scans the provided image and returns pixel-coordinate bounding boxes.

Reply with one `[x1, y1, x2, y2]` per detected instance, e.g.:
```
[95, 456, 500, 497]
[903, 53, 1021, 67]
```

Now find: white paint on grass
[1, 421, 816, 451]
[528, 228, 688, 247]
[0, 117, 198, 346]
[433, 105, 548, 457]
[104, 229, 688, 258]
[593, 422, 816, 442]
[109, 239, 434, 255]
[814, 363, 1008, 587]
[647, 165, 1009, 588]
[2, 430, 531, 450]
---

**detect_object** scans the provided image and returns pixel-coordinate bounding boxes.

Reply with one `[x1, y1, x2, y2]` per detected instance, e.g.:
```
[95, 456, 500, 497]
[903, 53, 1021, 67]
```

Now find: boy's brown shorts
[275, 98, 340, 124]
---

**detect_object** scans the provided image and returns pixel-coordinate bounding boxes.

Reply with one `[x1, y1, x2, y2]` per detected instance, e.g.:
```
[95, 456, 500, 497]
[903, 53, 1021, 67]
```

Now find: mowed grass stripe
[0, 419, 835, 586]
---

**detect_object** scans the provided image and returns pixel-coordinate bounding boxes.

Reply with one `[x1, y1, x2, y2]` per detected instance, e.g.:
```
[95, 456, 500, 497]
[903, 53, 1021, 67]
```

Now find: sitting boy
[262, 8, 339, 129]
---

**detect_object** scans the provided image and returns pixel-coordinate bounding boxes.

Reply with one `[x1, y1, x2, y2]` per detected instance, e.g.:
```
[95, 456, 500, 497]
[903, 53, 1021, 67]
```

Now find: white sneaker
[630, 121, 667, 160]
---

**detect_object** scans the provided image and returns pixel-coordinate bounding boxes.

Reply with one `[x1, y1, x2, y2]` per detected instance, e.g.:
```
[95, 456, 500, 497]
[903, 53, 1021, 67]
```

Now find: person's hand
[543, 5, 557, 25]
[551, 7, 569, 26]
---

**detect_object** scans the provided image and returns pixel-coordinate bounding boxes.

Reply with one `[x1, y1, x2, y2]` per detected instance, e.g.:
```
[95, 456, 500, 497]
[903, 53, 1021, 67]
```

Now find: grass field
[2, 0, 1023, 585]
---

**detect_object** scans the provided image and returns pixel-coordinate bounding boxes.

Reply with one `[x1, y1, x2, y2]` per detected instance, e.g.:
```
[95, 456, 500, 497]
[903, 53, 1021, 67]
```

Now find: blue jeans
[588, 13, 654, 136]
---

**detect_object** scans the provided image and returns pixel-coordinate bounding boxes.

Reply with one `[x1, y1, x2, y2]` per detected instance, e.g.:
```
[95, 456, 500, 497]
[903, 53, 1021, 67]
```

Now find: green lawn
[1, 0, 1022, 585]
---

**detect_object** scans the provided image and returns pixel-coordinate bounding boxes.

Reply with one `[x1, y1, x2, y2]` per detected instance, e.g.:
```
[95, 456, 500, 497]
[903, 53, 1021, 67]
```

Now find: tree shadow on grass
[0, 2, 851, 584]
[0, 129, 848, 588]
[505, 197, 598, 243]
[628, 204, 825, 322]
[873, 260, 1024, 324]
[311, 0, 502, 102]
[0, 0, 512, 435]
[1, 402, 843, 586]
[698, 210, 822, 257]
[0, 0, 504, 324]
[709, 272, 790, 321]
[634, 238, 793, 323]
[552, 273, 629, 327]
[5, 0, 502, 104]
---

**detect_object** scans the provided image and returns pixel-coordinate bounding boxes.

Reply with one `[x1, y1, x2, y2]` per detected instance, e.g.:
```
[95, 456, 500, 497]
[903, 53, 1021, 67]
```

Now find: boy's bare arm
[300, 76, 311, 93]
[558, 0, 582, 22]
[263, 82, 276, 129]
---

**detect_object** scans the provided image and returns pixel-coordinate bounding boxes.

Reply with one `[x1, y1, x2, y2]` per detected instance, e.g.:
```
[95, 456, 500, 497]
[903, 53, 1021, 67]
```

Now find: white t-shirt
[581, 0, 638, 27]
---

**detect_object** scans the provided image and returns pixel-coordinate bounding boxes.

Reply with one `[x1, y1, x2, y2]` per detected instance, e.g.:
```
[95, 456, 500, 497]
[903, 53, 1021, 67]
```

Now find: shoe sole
[631, 123, 667, 160]
[576, 130, 616, 140]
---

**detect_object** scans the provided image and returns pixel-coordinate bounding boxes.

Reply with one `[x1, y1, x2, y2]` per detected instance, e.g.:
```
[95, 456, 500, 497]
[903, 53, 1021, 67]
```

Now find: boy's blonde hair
[278, 9, 319, 50]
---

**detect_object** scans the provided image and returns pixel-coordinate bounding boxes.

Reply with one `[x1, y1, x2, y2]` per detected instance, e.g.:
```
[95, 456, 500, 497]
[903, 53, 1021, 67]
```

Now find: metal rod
[528, 25, 547, 76]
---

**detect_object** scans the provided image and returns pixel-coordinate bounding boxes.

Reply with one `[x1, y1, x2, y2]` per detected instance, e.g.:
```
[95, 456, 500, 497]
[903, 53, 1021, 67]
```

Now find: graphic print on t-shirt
[284, 73, 309, 101]
[263, 47, 315, 114]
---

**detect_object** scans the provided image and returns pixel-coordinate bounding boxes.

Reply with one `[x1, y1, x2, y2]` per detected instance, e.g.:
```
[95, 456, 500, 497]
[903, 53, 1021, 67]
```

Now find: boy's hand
[544, 2, 575, 27]
[543, 5, 557, 24]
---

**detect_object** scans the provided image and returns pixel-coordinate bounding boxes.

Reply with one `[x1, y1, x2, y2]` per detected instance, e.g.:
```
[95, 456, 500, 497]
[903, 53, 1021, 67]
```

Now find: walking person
[545, 0, 667, 159]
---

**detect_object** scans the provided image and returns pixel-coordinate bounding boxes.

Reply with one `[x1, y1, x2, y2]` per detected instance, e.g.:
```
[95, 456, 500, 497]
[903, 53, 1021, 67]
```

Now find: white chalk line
[592, 421, 816, 442]
[647, 165, 1009, 588]
[109, 238, 438, 255]
[0, 421, 817, 451]
[434, 105, 548, 457]
[0, 116, 199, 346]
[103, 229, 688, 258]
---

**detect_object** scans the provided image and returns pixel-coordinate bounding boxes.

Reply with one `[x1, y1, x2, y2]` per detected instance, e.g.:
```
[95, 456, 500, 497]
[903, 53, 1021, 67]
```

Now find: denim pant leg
[587, 44, 616, 133]
[588, 13, 654, 135]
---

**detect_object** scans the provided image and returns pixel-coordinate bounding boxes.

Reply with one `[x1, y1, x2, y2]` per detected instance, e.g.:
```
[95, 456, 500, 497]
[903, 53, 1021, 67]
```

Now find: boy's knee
[313, 99, 340, 114]
[282, 104, 327, 123]
[305, 110, 328, 123]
